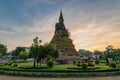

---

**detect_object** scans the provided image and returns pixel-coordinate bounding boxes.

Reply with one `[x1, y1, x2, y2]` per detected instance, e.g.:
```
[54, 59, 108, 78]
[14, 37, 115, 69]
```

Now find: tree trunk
[33, 58, 36, 68]
[40, 59, 41, 66]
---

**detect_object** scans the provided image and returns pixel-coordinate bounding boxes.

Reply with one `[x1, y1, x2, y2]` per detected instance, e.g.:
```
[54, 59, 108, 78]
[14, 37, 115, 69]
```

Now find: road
[0, 75, 120, 80]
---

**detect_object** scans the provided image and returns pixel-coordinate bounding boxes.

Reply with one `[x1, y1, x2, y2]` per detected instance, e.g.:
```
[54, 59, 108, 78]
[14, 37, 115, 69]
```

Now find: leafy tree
[44, 43, 58, 60]
[12, 47, 25, 60]
[0, 43, 7, 57]
[112, 49, 120, 61]
[30, 36, 41, 68]
[37, 45, 46, 66]
[30, 44, 39, 68]
[19, 51, 29, 61]
[114, 48, 120, 56]
[94, 50, 102, 55]
[36, 43, 58, 66]
[30, 37, 58, 68]
[100, 52, 106, 60]
[105, 45, 114, 65]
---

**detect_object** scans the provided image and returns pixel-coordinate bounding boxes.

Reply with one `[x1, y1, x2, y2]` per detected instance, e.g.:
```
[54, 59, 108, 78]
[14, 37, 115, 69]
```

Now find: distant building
[78, 49, 100, 61]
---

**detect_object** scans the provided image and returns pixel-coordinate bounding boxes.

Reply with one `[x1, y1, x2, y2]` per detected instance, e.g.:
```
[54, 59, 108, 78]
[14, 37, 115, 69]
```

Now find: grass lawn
[0, 60, 120, 71]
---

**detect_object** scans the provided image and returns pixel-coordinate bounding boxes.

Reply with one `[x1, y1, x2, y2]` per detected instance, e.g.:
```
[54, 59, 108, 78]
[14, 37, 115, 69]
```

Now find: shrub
[13, 64, 18, 67]
[8, 62, 12, 66]
[95, 60, 99, 64]
[77, 61, 81, 67]
[77, 63, 80, 67]
[110, 62, 116, 68]
[81, 63, 88, 70]
[73, 61, 76, 65]
[47, 60, 54, 68]
[77, 61, 80, 64]
[88, 61, 95, 67]
[5, 63, 8, 65]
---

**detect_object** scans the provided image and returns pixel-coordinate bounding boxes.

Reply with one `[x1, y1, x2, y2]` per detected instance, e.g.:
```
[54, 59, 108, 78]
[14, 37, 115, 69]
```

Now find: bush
[73, 61, 76, 65]
[8, 62, 12, 66]
[110, 62, 116, 68]
[13, 64, 18, 67]
[5, 63, 8, 65]
[47, 60, 54, 68]
[95, 60, 99, 64]
[81, 63, 88, 70]
[77, 63, 80, 67]
[88, 61, 95, 67]
[77, 61, 81, 67]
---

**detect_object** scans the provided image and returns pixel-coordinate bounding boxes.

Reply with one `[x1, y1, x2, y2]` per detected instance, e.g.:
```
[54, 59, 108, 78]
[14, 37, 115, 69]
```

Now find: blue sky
[0, 0, 120, 51]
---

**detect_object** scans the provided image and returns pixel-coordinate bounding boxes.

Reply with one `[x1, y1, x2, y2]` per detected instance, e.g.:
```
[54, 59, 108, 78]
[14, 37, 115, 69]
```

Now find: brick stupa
[50, 11, 79, 63]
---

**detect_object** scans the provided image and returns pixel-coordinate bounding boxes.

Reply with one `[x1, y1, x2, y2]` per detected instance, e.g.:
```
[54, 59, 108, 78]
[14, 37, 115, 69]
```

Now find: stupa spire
[59, 10, 64, 23]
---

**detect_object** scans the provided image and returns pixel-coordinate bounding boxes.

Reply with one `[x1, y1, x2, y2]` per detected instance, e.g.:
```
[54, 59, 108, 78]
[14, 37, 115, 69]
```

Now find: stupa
[50, 10, 79, 63]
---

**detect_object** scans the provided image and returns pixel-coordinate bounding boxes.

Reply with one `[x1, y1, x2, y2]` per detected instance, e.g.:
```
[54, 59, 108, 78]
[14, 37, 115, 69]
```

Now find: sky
[0, 0, 120, 52]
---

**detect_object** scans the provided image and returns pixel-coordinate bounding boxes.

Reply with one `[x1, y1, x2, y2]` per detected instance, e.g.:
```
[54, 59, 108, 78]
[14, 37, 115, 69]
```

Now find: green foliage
[13, 64, 18, 67]
[94, 50, 102, 55]
[44, 43, 58, 60]
[88, 61, 95, 67]
[105, 45, 114, 60]
[47, 60, 54, 68]
[73, 61, 76, 65]
[81, 63, 88, 70]
[12, 47, 26, 60]
[19, 51, 29, 61]
[110, 62, 116, 68]
[62, 29, 70, 37]
[8, 62, 12, 66]
[30, 37, 39, 68]
[0, 43, 7, 56]
[30, 40, 58, 68]
[114, 49, 120, 56]
[77, 61, 81, 67]
[5, 63, 8, 65]
[55, 35, 62, 41]
[37, 45, 46, 65]
[95, 60, 100, 64]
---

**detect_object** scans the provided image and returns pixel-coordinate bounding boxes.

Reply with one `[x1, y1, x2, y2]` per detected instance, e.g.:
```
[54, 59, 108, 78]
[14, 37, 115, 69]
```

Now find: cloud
[0, 30, 14, 35]
[1, 0, 120, 52]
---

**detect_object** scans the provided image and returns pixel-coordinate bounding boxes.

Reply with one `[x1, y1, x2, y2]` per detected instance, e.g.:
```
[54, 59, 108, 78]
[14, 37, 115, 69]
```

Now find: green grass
[1, 61, 120, 71]
[1, 60, 120, 77]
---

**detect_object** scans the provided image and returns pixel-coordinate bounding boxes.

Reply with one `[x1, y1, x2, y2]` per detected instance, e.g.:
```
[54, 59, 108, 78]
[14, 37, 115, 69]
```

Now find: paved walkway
[0, 75, 120, 80]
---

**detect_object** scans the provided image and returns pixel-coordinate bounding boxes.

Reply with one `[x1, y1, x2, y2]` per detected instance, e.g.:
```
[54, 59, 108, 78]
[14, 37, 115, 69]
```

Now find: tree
[0, 43, 7, 57]
[12, 47, 25, 60]
[105, 45, 114, 65]
[114, 48, 120, 56]
[37, 45, 46, 66]
[30, 36, 41, 68]
[44, 43, 58, 60]
[94, 50, 102, 55]
[19, 51, 29, 61]
[30, 37, 58, 68]
[37, 43, 58, 66]
[112, 48, 120, 61]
